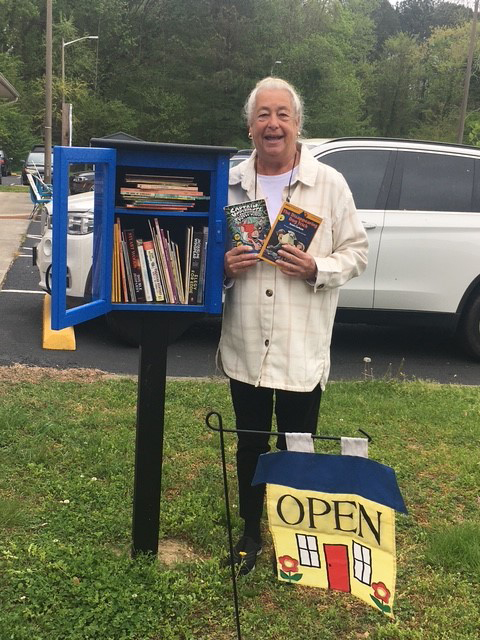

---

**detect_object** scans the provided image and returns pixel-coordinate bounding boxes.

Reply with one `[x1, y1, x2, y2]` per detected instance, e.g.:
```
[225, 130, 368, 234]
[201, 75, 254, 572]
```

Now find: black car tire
[458, 292, 480, 360]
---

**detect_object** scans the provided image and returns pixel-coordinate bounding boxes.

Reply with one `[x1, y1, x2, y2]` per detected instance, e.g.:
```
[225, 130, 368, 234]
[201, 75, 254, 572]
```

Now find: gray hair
[244, 77, 304, 132]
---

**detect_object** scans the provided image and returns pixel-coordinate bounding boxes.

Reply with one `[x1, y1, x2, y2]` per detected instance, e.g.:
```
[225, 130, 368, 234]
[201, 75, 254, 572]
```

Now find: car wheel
[458, 292, 480, 360]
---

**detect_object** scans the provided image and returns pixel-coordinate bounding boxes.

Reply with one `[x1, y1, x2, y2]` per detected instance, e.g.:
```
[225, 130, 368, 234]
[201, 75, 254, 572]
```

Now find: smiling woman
[219, 76, 369, 576]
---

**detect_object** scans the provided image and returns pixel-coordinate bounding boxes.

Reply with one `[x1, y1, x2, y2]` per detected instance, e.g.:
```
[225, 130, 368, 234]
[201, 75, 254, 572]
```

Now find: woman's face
[249, 89, 299, 168]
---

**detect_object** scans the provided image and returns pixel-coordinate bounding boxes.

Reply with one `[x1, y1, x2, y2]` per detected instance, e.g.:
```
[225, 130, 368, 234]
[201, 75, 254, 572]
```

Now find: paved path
[0, 192, 32, 286]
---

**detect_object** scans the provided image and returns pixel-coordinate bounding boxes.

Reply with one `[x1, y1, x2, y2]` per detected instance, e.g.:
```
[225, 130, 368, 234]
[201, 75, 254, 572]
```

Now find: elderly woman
[219, 77, 368, 575]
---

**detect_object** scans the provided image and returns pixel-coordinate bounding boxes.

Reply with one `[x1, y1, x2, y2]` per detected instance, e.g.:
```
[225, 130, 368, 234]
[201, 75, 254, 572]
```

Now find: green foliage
[368, 33, 422, 137]
[1, 1, 480, 154]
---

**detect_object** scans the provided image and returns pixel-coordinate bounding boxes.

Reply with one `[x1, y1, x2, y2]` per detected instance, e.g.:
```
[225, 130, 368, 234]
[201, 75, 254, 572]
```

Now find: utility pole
[457, 0, 479, 144]
[45, 0, 53, 183]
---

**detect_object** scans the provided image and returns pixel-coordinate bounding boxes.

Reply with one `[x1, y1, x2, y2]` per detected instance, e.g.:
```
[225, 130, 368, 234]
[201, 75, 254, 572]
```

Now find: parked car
[0, 148, 12, 176]
[22, 146, 53, 185]
[69, 170, 95, 194]
[229, 149, 252, 167]
[34, 138, 480, 358]
[35, 191, 94, 300]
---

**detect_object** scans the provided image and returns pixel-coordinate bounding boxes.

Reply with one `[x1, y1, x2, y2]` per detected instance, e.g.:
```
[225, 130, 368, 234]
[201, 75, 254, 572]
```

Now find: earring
[248, 132, 252, 139]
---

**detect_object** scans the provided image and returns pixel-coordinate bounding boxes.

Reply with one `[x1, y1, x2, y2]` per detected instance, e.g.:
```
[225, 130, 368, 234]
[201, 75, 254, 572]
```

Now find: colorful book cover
[124, 229, 146, 302]
[188, 228, 204, 304]
[136, 239, 153, 303]
[258, 202, 322, 267]
[224, 198, 270, 252]
[143, 240, 165, 303]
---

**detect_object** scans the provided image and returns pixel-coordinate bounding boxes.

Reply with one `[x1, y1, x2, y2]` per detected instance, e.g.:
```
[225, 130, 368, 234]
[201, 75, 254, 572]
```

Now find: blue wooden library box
[51, 139, 236, 330]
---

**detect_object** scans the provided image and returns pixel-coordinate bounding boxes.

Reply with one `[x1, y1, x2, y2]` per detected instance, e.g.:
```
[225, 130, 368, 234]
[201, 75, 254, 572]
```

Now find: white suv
[35, 138, 480, 358]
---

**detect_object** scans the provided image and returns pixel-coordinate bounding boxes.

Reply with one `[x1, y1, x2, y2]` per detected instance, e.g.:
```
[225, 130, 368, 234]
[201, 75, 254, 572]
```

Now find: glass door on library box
[51, 141, 235, 330]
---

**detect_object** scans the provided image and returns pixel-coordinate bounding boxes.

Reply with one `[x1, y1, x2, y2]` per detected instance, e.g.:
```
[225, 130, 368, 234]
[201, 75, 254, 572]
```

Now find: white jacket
[218, 144, 368, 391]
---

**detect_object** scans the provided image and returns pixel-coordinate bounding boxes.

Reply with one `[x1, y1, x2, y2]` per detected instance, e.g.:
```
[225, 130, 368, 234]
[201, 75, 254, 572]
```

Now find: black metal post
[131, 314, 169, 556]
[131, 313, 197, 557]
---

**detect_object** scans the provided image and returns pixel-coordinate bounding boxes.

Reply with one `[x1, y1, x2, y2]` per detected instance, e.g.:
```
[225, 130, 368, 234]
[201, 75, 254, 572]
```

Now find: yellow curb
[42, 294, 76, 350]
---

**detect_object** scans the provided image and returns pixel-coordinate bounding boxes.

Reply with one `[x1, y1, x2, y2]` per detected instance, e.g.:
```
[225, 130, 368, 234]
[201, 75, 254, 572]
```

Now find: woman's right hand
[224, 245, 258, 278]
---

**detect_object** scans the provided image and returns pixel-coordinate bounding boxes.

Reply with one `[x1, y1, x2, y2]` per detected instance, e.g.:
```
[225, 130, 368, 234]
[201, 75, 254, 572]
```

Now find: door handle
[361, 221, 377, 230]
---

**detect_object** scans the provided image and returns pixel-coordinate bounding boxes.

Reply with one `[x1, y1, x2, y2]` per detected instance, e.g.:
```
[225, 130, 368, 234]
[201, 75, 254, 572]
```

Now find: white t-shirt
[258, 168, 298, 223]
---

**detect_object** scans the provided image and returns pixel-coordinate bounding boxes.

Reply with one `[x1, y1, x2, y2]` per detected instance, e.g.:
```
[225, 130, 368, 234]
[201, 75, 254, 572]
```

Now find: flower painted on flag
[372, 582, 390, 604]
[370, 581, 392, 614]
[278, 555, 302, 582]
[279, 555, 299, 573]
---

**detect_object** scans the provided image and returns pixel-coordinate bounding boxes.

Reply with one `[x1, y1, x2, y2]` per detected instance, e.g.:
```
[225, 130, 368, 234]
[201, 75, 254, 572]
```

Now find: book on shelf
[188, 228, 204, 305]
[257, 202, 323, 267]
[143, 240, 165, 303]
[136, 239, 153, 303]
[124, 229, 147, 302]
[163, 228, 182, 304]
[121, 235, 136, 302]
[154, 220, 179, 303]
[119, 173, 209, 212]
[183, 225, 193, 304]
[112, 214, 210, 306]
[224, 198, 270, 252]
[113, 218, 130, 302]
[196, 225, 209, 304]
[112, 220, 120, 302]
[148, 220, 171, 303]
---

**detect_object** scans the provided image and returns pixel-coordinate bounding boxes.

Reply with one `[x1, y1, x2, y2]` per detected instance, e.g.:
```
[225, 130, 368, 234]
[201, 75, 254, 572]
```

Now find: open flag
[253, 451, 407, 617]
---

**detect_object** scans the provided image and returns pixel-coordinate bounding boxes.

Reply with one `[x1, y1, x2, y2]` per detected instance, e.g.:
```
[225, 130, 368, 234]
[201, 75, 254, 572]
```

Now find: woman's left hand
[277, 245, 317, 281]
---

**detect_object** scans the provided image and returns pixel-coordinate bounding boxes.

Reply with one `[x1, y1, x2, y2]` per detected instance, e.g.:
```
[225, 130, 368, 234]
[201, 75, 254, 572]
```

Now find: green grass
[0, 185, 29, 193]
[0, 366, 479, 639]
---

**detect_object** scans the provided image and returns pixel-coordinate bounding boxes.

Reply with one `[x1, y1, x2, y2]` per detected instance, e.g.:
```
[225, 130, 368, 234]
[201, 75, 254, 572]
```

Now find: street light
[61, 35, 98, 146]
[270, 60, 282, 76]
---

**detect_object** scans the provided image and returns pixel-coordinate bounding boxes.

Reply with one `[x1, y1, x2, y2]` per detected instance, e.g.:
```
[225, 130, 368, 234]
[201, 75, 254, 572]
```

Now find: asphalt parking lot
[1, 190, 480, 384]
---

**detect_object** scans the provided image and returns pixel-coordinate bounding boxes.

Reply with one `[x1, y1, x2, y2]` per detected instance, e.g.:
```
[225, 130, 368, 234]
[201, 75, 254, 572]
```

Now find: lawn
[0, 185, 28, 193]
[0, 365, 479, 639]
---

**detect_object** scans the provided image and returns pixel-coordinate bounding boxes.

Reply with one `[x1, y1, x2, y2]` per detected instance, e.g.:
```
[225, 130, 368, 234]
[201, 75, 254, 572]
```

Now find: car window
[316, 149, 391, 209]
[398, 151, 474, 212]
[27, 152, 45, 164]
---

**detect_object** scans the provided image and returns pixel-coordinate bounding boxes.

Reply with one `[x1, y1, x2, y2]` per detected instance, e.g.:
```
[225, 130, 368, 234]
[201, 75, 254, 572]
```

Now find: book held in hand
[258, 202, 322, 267]
[224, 199, 270, 252]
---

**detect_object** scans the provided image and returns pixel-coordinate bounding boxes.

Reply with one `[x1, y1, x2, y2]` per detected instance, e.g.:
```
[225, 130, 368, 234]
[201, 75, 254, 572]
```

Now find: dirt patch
[158, 539, 201, 567]
[0, 363, 128, 384]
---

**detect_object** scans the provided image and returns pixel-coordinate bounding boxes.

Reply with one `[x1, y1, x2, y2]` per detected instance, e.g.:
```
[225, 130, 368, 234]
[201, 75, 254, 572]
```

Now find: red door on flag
[324, 544, 351, 592]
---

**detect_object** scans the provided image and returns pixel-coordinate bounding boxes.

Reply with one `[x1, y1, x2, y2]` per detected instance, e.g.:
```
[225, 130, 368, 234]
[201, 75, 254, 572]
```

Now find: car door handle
[361, 221, 377, 230]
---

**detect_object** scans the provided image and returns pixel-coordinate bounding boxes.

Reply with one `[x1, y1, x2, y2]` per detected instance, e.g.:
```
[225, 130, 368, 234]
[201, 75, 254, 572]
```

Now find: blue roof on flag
[252, 452, 407, 514]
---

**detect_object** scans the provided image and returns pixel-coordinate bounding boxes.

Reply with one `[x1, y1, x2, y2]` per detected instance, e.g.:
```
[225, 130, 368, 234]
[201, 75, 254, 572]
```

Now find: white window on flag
[296, 534, 321, 568]
[353, 541, 372, 585]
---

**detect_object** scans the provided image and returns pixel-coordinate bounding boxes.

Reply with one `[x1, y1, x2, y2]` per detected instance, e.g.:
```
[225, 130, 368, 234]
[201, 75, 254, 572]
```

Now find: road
[0, 190, 479, 384]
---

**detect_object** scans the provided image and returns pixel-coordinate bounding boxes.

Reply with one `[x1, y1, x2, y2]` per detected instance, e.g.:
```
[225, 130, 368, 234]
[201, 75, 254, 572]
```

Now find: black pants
[229, 378, 322, 528]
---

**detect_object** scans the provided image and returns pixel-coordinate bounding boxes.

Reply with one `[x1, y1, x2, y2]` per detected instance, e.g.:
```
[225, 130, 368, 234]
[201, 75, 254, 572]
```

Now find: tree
[370, 0, 401, 57]
[367, 33, 422, 136]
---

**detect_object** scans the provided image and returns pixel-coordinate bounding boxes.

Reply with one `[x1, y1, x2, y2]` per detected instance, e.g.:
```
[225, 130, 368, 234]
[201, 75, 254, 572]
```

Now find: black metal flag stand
[205, 410, 372, 640]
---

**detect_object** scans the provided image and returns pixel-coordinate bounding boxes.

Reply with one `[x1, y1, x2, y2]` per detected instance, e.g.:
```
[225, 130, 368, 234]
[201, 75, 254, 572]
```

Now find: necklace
[254, 151, 298, 202]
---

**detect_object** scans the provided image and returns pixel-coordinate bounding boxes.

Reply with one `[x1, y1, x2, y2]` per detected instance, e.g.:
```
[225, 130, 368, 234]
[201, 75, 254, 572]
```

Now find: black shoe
[231, 535, 262, 576]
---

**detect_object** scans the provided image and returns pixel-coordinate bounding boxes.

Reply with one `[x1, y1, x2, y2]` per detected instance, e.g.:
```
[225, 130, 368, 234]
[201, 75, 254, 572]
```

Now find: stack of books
[112, 217, 208, 305]
[119, 174, 209, 212]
